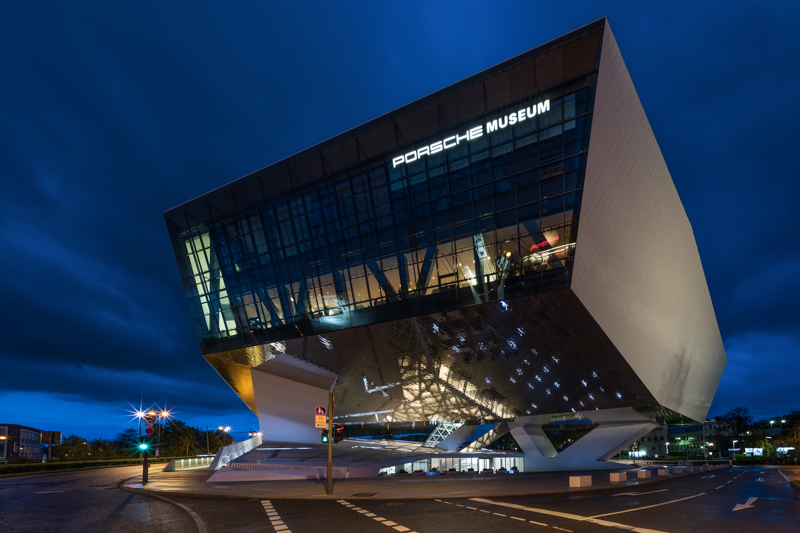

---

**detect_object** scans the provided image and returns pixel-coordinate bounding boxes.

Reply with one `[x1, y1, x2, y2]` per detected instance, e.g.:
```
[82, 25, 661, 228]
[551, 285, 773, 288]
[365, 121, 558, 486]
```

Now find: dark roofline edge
[164, 17, 607, 216]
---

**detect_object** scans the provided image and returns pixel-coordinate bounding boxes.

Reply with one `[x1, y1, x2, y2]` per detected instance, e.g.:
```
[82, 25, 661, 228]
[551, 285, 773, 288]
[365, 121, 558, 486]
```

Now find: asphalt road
[1, 465, 798, 532]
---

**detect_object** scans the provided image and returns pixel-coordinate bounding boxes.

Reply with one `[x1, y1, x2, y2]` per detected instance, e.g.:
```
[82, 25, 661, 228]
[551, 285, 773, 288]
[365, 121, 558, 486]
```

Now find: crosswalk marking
[261, 500, 292, 533]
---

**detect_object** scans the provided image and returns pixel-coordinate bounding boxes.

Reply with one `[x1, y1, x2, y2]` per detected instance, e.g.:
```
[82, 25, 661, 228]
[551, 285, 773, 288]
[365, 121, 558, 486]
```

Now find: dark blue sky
[1, 2, 798, 439]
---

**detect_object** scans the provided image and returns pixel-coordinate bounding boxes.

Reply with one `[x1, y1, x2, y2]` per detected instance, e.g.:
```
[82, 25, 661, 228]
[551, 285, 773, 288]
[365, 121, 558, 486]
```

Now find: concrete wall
[252, 368, 331, 444]
[571, 21, 726, 421]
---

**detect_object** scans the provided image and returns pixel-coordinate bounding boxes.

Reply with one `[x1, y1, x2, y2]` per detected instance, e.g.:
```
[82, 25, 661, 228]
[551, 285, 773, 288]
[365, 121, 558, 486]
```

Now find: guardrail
[209, 435, 262, 470]
[163, 456, 214, 472]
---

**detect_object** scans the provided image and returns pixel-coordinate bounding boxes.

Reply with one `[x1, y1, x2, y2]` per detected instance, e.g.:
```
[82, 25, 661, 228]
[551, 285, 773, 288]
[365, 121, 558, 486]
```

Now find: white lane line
[613, 489, 669, 497]
[553, 528, 573, 532]
[590, 493, 706, 518]
[470, 497, 667, 533]
[778, 470, 791, 481]
[439, 499, 550, 527]
[337, 500, 418, 533]
[727, 480, 732, 483]
[262, 500, 292, 533]
[715, 485, 724, 490]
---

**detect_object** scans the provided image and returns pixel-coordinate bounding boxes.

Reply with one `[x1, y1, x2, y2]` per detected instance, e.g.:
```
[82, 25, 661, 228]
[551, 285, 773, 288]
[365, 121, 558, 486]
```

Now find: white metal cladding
[571, 21, 726, 422]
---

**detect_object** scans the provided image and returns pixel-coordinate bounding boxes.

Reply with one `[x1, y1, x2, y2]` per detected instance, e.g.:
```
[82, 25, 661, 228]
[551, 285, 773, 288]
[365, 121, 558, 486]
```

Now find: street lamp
[218, 426, 232, 445]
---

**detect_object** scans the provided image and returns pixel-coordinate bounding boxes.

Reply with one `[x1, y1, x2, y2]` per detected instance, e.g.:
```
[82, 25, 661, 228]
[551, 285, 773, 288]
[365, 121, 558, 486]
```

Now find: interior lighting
[531, 404, 537, 409]
[563, 395, 569, 401]
[546, 389, 552, 395]
[581, 380, 587, 387]
[592, 372, 598, 378]
[527, 383, 534, 389]
[543, 366, 550, 373]
[554, 382, 560, 388]
[616, 392, 622, 399]
[517, 327, 525, 336]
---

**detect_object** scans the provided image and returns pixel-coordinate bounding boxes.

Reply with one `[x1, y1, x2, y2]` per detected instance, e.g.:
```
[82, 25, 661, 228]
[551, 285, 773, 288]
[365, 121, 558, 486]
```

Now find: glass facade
[173, 76, 596, 356]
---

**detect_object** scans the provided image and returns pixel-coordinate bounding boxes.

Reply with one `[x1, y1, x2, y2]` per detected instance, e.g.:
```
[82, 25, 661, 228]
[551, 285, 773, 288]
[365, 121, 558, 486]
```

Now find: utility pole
[206, 426, 210, 454]
[327, 391, 335, 496]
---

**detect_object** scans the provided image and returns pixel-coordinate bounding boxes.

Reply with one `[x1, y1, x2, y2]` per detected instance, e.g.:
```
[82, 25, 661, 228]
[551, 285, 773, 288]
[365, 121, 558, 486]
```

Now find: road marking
[613, 489, 669, 497]
[591, 493, 707, 518]
[727, 480, 732, 483]
[715, 485, 724, 490]
[553, 528, 573, 532]
[779, 470, 792, 481]
[35, 491, 64, 493]
[702, 475, 715, 478]
[262, 500, 291, 533]
[733, 497, 757, 512]
[511, 516, 524, 521]
[337, 500, 417, 533]
[493, 513, 507, 517]
[470, 497, 668, 533]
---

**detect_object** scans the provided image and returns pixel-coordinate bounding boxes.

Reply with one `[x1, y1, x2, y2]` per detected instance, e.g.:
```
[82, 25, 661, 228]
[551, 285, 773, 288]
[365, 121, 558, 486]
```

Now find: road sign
[315, 415, 327, 428]
[315, 406, 327, 415]
[145, 427, 154, 435]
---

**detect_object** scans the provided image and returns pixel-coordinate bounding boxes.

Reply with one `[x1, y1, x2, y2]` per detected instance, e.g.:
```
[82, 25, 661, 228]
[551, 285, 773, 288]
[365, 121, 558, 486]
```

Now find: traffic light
[333, 424, 345, 443]
[320, 429, 329, 444]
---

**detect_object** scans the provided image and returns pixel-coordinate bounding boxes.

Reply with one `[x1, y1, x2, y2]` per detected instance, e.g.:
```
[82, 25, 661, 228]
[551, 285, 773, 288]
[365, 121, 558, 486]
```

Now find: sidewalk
[122, 464, 727, 500]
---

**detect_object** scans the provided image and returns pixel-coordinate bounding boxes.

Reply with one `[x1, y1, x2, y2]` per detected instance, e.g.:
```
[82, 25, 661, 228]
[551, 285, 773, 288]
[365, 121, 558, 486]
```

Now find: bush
[448, 468, 456, 471]
[0, 456, 194, 476]
[397, 469, 407, 474]
[498, 466, 507, 471]
[414, 469, 424, 473]
[430, 467, 438, 472]
[511, 466, 519, 471]
[467, 467, 475, 471]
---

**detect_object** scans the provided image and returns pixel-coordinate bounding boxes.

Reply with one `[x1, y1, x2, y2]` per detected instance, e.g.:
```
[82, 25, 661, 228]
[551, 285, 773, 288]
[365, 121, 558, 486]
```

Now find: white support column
[509, 408, 658, 471]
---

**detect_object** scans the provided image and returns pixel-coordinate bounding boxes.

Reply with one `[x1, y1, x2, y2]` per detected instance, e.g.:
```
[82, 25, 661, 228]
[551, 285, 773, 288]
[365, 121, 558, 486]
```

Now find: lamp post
[217, 426, 232, 445]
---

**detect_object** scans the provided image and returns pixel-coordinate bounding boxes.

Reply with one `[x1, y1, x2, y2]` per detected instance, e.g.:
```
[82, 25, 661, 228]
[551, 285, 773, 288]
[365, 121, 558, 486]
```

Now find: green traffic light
[139, 443, 148, 450]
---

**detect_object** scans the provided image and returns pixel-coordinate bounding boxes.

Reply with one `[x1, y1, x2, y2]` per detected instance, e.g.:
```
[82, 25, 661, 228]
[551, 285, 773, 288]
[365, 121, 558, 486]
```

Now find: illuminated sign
[393, 99, 551, 168]
[530, 236, 559, 251]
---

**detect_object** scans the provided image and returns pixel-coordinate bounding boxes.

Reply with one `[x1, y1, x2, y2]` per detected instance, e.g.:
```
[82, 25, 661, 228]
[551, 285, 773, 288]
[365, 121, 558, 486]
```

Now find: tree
[718, 407, 753, 438]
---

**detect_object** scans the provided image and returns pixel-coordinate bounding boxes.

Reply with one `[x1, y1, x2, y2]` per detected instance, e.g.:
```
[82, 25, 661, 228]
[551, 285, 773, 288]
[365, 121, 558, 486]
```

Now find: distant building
[0, 424, 45, 462]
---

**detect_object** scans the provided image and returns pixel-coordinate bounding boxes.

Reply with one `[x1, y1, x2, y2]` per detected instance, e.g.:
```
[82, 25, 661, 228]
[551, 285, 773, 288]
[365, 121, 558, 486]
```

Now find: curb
[117, 465, 724, 501]
[119, 476, 208, 533]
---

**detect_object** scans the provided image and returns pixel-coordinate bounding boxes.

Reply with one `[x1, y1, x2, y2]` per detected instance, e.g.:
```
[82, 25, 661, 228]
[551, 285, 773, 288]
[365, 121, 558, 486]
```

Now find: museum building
[165, 19, 726, 472]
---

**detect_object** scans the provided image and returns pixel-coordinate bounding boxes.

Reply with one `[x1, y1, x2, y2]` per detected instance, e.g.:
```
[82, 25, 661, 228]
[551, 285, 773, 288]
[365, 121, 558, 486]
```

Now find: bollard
[657, 468, 670, 476]
[637, 470, 652, 479]
[684, 467, 694, 473]
[673, 468, 684, 474]
[569, 475, 592, 487]
[609, 472, 627, 482]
